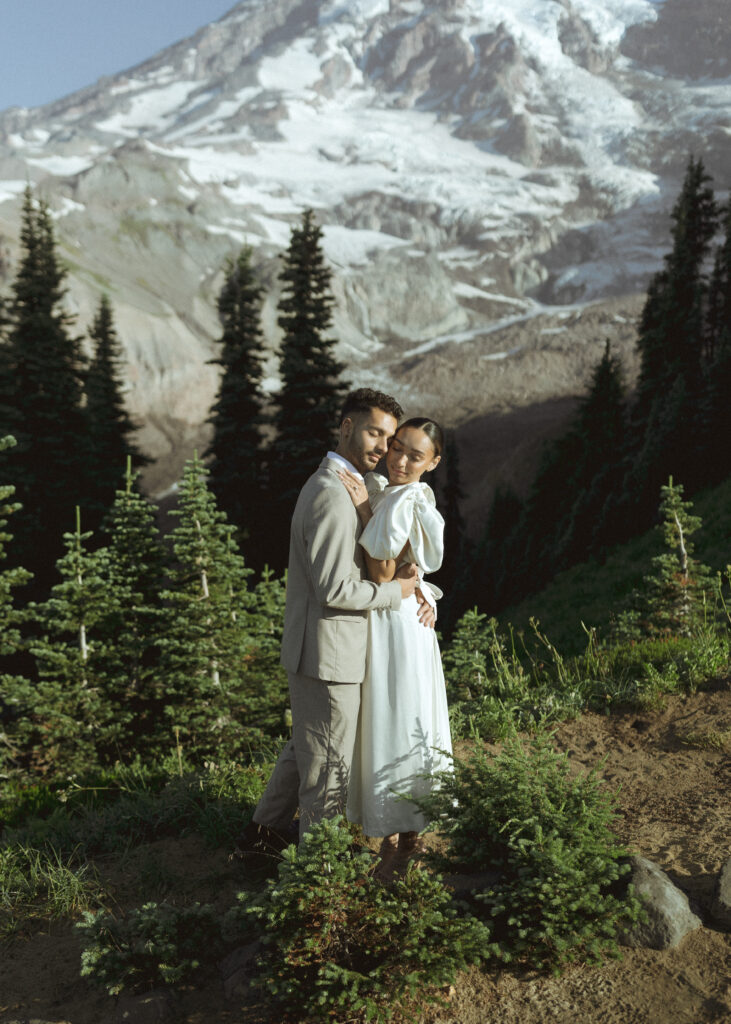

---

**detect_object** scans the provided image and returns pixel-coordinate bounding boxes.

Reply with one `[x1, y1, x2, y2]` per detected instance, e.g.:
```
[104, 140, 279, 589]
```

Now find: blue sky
[0, 1, 235, 112]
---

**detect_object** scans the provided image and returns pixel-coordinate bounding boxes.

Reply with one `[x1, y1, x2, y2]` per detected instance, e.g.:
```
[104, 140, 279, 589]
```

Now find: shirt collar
[326, 451, 364, 481]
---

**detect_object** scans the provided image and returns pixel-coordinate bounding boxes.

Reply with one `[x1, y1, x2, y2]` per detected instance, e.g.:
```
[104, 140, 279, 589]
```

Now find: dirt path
[1, 688, 729, 1024]
[423, 686, 731, 1024]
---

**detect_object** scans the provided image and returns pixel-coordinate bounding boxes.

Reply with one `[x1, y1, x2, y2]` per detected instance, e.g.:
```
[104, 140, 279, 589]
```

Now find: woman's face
[386, 426, 440, 485]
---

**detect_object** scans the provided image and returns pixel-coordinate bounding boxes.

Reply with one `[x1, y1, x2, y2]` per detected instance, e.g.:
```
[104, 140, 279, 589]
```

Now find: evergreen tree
[704, 245, 726, 367]
[94, 458, 169, 756]
[468, 487, 523, 614]
[633, 270, 670, 419]
[618, 480, 716, 639]
[206, 247, 266, 562]
[85, 294, 147, 532]
[246, 566, 290, 738]
[498, 425, 583, 604]
[0, 436, 32, 644]
[16, 509, 123, 776]
[433, 430, 473, 635]
[471, 342, 626, 614]
[704, 201, 731, 482]
[267, 210, 348, 566]
[0, 436, 33, 776]
[0, 294, 12, 427]
[626, 369, 693, 526]
[629, 157, 719, 502]
[557, 340, 627, 563]
[636, 157, 718, 413]
[0, 187, 89, 594]
[160, 453, 260, 759]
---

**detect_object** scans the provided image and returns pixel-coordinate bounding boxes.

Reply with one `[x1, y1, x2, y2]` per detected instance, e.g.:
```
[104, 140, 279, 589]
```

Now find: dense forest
[437, 156, 731, 632]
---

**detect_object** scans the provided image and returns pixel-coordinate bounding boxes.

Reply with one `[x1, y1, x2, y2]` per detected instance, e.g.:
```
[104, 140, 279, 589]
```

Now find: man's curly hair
[340, 388, 403, 424]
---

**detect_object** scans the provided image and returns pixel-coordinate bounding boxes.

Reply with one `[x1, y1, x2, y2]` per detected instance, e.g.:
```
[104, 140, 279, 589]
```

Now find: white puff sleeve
[359, 482, 444, 574]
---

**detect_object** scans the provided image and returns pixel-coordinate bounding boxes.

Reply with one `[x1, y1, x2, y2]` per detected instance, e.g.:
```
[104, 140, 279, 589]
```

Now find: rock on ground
[620, 855, 702, 950]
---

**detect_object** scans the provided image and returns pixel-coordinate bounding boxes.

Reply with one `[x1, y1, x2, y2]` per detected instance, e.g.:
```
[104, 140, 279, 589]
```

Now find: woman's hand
[337, 470, 372, 525]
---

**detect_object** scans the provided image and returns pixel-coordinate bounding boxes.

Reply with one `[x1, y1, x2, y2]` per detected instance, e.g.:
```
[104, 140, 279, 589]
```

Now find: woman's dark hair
[395, 417, 444, 457]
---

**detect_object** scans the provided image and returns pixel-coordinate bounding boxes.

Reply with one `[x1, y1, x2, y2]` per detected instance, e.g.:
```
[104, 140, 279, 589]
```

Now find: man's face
[338, 407, 399, 475]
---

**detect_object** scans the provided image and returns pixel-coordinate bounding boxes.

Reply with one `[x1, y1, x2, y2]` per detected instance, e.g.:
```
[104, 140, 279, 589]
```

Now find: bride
[337, 416, 453, 873]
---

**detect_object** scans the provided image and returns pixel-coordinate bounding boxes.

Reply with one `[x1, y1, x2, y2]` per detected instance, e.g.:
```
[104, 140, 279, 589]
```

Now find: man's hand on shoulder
[395, 562, 418, 600]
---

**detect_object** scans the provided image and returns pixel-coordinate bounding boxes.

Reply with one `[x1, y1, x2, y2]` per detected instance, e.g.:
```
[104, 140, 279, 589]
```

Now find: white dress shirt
[326, 451, 364, 480]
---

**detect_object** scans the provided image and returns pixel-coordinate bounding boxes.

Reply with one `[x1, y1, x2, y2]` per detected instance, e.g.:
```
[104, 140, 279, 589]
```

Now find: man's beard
[347, 443, 380, 475]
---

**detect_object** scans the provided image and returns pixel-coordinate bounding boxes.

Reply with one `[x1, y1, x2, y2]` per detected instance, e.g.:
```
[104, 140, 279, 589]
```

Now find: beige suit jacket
[280, 457, 402, 683]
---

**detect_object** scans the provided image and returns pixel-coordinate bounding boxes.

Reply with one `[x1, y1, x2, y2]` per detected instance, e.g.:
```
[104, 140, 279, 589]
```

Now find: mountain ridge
[0, 0, 728, 496]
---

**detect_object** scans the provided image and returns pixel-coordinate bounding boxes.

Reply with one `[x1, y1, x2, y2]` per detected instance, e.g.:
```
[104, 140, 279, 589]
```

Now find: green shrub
[442, 610, 527, 704]
[77, 901, 223, 995]
[443, 609, 729, 740]
[227, 816, 493, 1023]
[583, 631, 729, 712]
[444, 616, 586, 740]
[415, 734, 643, 972]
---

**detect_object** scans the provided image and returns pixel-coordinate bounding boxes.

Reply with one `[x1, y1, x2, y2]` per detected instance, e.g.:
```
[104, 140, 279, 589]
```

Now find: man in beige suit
[239, 388, 424, 851]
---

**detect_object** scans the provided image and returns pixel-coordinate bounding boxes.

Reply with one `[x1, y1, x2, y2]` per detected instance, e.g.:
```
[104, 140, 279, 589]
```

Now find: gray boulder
[710, 856, 731, 931]
[220, 940, 261, 1000]
[620, 856, 702, 950]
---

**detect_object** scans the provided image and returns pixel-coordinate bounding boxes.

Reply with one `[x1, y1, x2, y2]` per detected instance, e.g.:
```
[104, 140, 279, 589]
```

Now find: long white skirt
[347, 594, 453, 837]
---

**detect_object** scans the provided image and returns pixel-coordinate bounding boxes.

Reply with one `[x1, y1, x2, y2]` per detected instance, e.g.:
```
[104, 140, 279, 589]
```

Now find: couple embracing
[239, 388, 453, 875]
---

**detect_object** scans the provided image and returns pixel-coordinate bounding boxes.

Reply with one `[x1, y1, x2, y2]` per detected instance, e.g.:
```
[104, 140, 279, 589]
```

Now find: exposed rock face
[621, 0, 731, 79]
[0, 0, 729, 495]
[620, 856, 702, 950]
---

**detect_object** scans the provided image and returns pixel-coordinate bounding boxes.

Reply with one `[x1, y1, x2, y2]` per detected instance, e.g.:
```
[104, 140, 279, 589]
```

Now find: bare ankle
[379, 834, 398, 854]
[398, 831, 420, 851]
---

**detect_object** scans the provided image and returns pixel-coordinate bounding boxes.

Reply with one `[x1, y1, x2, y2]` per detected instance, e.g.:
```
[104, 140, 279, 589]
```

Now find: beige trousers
[253, 671, 360, 840]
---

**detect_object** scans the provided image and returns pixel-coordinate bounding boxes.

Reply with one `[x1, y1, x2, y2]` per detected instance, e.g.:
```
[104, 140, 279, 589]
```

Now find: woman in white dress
[337, 417, 453, 873]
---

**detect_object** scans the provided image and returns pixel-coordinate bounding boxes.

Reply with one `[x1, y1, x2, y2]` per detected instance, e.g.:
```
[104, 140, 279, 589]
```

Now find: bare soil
[1, 686, 729, 1024]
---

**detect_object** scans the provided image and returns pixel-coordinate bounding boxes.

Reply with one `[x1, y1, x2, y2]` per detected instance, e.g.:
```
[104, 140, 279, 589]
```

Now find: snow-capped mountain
[0, 0, 728, 495]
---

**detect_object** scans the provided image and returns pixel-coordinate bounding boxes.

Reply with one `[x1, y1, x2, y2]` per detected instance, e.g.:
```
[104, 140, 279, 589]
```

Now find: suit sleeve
[306, 483, 402, 611]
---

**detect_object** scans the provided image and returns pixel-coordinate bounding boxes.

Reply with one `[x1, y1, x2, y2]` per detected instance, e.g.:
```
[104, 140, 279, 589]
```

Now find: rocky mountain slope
[0, 0, 728, 497]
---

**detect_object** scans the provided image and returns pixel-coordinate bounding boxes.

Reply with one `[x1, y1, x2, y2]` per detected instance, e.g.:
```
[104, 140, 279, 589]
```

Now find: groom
[238, 388, 428, 853]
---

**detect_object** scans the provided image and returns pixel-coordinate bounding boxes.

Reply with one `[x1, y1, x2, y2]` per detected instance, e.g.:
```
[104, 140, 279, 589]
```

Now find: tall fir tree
[0, 293, 11, 424]
[433, 430, 473, 636]
[470, 341, 627, 614]
[0, 187, 89, 594]
[160, 453, 260, 759]
[206, 247, 266, 564]
[636, 157, 718, 413]
[615, 480, 717, 640]
[557, 339, 627, 561]
[94, 458, 170, 757]
[16, 509, 123, 776]
[0, 436, 33, 777]
[629, 157, 719, 505]
[246, 566, 290, 738]
[85, 294, 147, 533]
[267, 210, 348, 567]
[642, 480, 716, 637]
[499, 425, 584, 604]
[467, 486, 523, 615]
[704, 201, 731, 482]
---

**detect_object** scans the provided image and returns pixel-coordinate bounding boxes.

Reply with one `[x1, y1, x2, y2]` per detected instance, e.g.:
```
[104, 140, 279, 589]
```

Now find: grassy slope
[497, 475, 731, 655]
